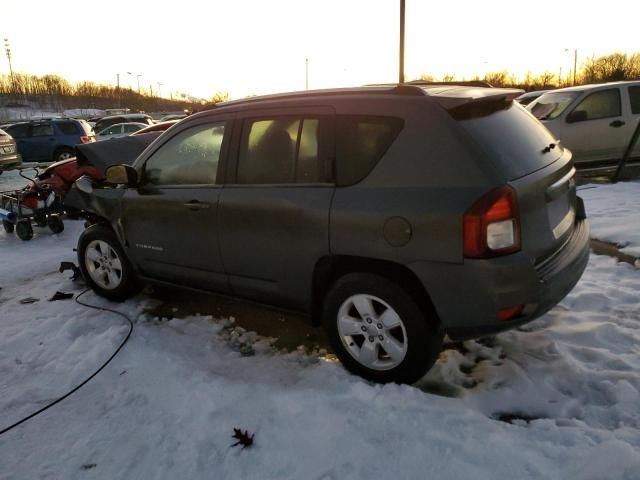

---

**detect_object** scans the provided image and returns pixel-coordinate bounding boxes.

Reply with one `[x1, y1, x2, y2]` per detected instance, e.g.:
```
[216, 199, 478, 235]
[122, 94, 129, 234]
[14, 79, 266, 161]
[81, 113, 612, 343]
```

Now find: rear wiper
[541, 142, 560, 154]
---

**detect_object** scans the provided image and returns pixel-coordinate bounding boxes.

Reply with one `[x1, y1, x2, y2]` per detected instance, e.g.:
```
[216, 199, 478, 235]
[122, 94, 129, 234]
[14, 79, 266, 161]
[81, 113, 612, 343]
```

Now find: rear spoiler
[422, 87, 524, 110]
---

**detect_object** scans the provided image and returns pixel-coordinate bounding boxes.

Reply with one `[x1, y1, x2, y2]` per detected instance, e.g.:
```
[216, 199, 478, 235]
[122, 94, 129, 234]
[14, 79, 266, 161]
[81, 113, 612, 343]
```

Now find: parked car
[516, 89, 550, 106]
[131, 120, 179, 135]
[92, 114, 153, 134]
[3, 119, 95, 163]
[70, 85, 590, 384]
[96, 122, 148, 141]
[0, 128, 21, 174]
[527, 81, 640, 167]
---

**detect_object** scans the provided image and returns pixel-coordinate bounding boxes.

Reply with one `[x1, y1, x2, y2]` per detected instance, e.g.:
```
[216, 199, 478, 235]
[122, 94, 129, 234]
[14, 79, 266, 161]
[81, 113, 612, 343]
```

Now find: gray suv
[73, 85, 590, 384]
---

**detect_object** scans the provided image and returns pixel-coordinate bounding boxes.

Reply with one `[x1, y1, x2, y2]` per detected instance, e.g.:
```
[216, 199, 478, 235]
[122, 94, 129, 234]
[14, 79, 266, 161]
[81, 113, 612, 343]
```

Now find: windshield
[528, 91, 579, 120]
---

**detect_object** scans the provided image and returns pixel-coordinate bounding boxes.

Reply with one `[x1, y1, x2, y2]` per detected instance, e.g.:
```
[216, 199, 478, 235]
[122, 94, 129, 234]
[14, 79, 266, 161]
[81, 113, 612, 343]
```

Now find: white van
[527, 81, 640, 167]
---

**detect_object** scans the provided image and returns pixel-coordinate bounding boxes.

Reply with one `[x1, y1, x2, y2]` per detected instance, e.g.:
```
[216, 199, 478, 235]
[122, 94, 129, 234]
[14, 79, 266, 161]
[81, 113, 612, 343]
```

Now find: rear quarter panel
[329, 96, 500, 265]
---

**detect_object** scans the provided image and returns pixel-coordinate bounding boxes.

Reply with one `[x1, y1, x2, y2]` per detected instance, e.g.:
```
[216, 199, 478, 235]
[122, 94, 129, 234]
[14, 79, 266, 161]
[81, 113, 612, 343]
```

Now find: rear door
[626, 85, 640, 158]
[218, 107, 334, 309]
[120, 118, 231, 291]
[27, 122, 56, 161]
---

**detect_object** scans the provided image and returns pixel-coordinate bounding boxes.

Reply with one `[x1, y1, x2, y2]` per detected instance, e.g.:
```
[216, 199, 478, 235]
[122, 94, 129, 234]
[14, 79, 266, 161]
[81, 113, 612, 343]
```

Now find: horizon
[2, 0, 638, 100]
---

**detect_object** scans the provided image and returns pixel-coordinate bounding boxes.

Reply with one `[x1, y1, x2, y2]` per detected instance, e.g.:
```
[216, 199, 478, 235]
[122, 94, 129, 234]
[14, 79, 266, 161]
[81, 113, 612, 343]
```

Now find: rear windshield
[528, 91, 579, 120]
[454, 100, 560, 179]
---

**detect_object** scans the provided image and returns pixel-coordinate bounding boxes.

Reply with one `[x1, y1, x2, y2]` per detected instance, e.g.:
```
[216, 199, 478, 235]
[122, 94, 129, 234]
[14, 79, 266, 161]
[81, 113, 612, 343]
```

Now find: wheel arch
[311, 255, 439, 326]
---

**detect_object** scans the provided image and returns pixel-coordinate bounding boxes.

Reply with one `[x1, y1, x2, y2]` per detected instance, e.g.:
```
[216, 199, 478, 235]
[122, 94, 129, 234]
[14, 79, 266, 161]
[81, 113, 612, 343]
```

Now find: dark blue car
[4, 118, 95, 163]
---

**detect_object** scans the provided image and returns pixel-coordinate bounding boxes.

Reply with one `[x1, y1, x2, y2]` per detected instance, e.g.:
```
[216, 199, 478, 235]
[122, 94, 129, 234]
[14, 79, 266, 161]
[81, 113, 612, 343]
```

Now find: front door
[120, 120, 230, 292]
[218, 109, 335, 310]
[561, 88, 629, 163]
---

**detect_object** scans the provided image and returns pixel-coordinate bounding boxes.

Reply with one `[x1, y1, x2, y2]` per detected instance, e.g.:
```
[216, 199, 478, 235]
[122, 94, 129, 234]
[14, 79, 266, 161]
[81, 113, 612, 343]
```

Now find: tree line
[418, 52, 640, 91]
[0, 73, 228, 113]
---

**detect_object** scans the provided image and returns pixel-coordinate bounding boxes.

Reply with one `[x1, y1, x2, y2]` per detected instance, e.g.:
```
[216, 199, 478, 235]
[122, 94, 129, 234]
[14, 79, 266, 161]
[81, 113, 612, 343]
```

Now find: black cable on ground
[0, 289, 134, 436]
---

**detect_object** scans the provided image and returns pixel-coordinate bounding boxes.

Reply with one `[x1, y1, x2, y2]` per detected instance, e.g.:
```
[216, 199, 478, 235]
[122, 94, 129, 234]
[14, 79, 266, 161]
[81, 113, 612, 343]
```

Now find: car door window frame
[136, 117, 231, 190]
[225, 108, 335, 187]
[566, 88, 622, 123]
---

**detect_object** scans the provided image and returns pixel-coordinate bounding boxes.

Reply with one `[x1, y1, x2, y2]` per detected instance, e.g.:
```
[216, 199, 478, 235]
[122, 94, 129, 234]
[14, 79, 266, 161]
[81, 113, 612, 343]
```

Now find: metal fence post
[613, 119, 640, 183]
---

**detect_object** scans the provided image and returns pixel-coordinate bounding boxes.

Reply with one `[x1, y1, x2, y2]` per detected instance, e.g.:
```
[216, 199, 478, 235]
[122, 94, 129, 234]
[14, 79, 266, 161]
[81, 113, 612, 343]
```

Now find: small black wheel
[15, 220, 34, 241]
[2, 220, 14, 234]
[77, 224, 142, 301]
[47, 215, 64, 234]
[322, 273, 443, 384]
[53, 147, 75, 162]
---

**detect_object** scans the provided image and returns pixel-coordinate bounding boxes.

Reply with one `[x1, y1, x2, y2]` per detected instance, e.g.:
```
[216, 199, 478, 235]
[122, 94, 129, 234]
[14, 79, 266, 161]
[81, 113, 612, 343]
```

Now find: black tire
[47, 215, 64, 234]
[15, 220, 33, 241]
[2, 220, 14, 234]
[77, 224, 142, 301]
[53, 147, 75, 162]
[322, 273, 443, 384]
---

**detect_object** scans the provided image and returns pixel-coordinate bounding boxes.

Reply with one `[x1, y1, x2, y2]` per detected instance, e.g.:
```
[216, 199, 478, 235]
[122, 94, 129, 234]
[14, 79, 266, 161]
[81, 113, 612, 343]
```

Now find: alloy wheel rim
[58, 152, 73, 160]
[85, 240, 123, 290]
[337, 294, 408, 371]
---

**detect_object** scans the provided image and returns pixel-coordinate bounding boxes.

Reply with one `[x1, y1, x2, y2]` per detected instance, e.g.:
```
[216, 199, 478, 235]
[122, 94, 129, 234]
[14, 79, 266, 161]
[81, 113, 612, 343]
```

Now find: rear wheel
[322, 273, 443, 384]
[15, 220, 33, 241]
[77, 225, 141, 301]
[54, 147, 75, 162]
[2, 220, 14, 234]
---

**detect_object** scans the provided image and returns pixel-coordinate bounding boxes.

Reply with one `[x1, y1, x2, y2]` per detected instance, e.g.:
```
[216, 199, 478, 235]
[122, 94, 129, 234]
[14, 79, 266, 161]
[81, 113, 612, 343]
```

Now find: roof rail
[218, 85, 426, 108]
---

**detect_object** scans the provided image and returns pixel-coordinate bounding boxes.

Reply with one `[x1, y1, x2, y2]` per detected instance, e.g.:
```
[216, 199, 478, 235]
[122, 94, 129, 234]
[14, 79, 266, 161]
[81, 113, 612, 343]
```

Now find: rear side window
[57, 121, 81, 135]
[628, 86, 640, 114]
[335, 116, 403, 186]
[237, 117, 327, 184]
[571, 89, 621, 120]
[144, 122, 225, 186]
[123, 124, 141, 133]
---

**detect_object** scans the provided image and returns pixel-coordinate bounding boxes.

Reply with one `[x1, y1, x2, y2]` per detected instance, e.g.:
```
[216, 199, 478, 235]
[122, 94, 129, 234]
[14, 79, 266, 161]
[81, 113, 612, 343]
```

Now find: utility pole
[136, 74, 142, 94]
[573, 49, 578, 86]
[116, 73, 121, 108]
[399, 0, 405, 83]
[305, 58, 309, 90]
[4, 38, 15, 95]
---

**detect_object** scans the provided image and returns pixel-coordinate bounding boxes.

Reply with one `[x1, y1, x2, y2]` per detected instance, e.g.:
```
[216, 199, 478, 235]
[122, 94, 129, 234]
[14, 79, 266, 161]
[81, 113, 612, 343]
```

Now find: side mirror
[75, 175, 94, 194]
[566, 110, 587, 123]
[106, 164, 138, 186]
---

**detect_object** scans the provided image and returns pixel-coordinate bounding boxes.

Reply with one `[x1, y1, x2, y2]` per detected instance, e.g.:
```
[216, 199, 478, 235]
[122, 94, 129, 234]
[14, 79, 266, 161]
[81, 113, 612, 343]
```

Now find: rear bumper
[409, 219, 590, 340]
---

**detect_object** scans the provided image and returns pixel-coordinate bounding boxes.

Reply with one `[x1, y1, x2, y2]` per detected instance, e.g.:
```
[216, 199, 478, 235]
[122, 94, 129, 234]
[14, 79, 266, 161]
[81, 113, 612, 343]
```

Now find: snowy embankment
[0, 172, 639, 479]
[579, 181, 640, 257]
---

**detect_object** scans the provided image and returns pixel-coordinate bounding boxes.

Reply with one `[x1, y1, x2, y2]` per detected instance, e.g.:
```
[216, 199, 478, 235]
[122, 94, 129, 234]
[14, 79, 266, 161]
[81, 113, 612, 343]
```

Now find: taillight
[463, 185, 521, 258]
[80, 135, 95, 144]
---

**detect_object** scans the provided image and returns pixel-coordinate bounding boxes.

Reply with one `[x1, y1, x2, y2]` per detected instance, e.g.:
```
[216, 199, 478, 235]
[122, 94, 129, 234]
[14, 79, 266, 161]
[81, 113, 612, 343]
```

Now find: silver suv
[71, 85, 590, 384]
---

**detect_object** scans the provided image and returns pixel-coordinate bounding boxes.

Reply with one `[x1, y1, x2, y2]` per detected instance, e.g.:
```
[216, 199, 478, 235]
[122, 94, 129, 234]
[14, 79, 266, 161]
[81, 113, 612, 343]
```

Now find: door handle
[609, 120, 626, 128]
[183, 201, 210, 210]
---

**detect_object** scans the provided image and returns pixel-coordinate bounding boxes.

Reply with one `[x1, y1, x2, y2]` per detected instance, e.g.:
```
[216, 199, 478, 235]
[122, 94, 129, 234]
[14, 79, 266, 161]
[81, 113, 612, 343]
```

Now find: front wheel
[323, 273, 443, 384]
[77, 225, 142, 301]
[2, 220, 14, 234]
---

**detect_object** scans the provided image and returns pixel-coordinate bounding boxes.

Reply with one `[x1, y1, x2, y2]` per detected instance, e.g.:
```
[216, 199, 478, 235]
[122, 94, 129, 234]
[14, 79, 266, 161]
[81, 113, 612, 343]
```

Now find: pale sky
[1, 0, 638, 100]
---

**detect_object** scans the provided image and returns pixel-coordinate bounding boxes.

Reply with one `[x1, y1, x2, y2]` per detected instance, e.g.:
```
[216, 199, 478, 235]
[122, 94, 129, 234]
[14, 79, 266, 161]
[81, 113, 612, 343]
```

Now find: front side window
[6, 124, 29, 138]
[570, 89, 621, 121]
[31, 124, 54, 137]
[144, 122, 224, 186]
[123, 123, 141, 133]
[237, 117, 324, 184]
[102, 125, 121, 135]
[628, 86, 640, 115]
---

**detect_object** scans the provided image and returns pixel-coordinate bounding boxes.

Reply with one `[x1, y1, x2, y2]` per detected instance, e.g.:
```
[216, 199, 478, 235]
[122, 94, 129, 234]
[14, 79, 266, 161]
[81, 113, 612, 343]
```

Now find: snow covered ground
[578, 181, 640, 257]
[0, 171, 639, 479]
